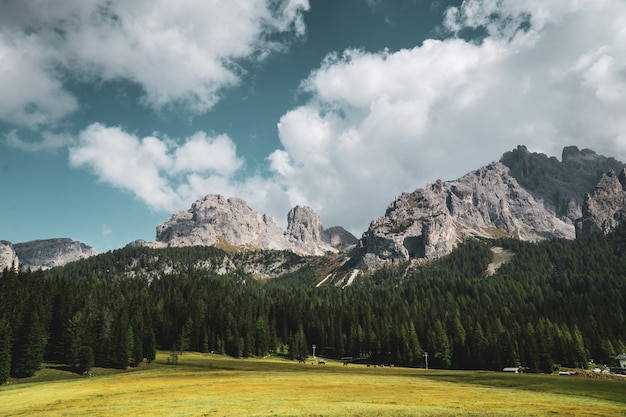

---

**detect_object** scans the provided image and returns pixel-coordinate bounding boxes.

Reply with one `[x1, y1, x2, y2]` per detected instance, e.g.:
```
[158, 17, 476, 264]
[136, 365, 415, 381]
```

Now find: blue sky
[1, 0, 626, 253]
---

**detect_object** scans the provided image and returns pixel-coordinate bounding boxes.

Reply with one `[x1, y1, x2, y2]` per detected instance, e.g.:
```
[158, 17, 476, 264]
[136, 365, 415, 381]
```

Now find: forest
[1, 225, 626, 383]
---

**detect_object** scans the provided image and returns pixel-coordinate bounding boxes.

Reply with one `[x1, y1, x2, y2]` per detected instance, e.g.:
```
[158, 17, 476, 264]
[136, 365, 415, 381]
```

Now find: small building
[616, 353, 626, 369]
[502, 366, 526, 373]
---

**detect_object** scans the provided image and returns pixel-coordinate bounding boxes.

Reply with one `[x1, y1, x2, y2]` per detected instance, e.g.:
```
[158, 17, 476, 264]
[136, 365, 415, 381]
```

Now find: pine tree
[11, 308, 47, 378]
[0, 316, 11, 384]
[143, 326, 157, 364]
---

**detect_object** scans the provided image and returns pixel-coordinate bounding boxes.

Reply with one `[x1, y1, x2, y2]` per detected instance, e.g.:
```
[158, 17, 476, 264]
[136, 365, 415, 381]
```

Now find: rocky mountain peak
[575, 169, 626, 237]
[501, 145, 625, 222]
[352, 161, 574, 269]
[0, 241, 18, 270]
[156, 195, 287, 250]
[287, 206, 324, 244]
[151, 195, 356, 255]
[13, 238, 98, 270]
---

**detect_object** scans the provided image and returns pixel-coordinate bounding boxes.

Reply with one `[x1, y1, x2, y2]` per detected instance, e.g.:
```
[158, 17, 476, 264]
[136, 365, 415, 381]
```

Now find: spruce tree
[0, 316, 11, 384]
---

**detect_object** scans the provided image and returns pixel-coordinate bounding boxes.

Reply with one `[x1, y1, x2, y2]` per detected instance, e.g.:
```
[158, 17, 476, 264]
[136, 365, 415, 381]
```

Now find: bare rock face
[153, 195, 354, 256]
[353, 162, 573, 269]
[286, 205, 336, 255]
[323, 226, 359, 249]
[575, 169, 626, 237]
[287, 206, 324, 244]
[0, 241, 18, 270]
[13, 238, 98, 270]
[156, 195, 289, 250]
[501, 145, 625, 223]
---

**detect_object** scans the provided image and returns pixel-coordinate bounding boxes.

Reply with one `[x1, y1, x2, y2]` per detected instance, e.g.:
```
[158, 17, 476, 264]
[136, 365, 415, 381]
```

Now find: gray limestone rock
[501, 145, 625, 223]
[152, 195, 352, 256]
[13, 238, 98, 270]
[575, 169, 626, 237]
[0, 241, 18, 271]
[322, 226, 358, 249]
[352, 162, 573, 269]
[156, 195, 289, 250]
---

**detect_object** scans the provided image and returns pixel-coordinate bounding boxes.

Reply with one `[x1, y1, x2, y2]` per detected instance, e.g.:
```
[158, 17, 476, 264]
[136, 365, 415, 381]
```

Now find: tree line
[1, 227, 626, 383]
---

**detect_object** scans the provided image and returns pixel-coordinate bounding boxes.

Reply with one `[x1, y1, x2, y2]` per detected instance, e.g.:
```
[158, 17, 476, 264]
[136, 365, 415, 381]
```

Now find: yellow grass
[1, 352, 625, 416]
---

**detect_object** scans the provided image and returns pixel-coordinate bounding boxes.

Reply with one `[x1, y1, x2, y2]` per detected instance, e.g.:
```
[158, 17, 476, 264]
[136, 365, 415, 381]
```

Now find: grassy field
[1, 352, 625, 416]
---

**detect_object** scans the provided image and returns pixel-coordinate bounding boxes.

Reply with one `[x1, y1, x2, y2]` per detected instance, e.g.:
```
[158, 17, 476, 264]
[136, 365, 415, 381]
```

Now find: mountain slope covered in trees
[1, 226, 626, 382]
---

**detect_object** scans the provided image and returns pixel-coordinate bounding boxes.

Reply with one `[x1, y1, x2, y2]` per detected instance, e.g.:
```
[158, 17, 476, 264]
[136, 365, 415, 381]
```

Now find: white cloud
[69, 123, 247, 213]
[25, 0, 626, 241]
[271, 0, 626, 236]
[5, 130, 74, 152]
[69, 123, 180, 211]
[0, 0, 310, 127]
[173, 132, 243, 175]
[0, 33, 78, 128]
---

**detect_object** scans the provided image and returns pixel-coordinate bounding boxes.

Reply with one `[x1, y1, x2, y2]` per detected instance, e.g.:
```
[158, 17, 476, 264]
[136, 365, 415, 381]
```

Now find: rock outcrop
[0, 241, 18, 270]
[352, 162, 573, 269]
[150, 195, 356, 256]
[323, 226, 359, 249]
[155, 195, 289, 250]
[13, 238, 98, 270]
[575, 169, 626, 237]
[286, 205, 327, 254]
[501, 145, 625, 223]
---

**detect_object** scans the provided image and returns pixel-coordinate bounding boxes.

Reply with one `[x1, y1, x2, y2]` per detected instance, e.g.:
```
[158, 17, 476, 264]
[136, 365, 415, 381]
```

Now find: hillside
[1, 223, 625, 382]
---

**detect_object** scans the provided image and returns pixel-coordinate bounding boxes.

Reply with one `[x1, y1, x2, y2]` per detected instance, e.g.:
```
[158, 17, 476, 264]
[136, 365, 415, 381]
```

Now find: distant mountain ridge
[130, 195, 357, 256]
[3, 145, 626, 274]
[349, 146, 625, 270]
[0, 238, 98, 270]
[501, 145, 625, 223]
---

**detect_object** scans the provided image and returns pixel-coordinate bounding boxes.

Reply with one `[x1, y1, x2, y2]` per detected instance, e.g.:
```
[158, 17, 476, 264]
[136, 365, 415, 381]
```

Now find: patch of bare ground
[486, 246, 515, 276]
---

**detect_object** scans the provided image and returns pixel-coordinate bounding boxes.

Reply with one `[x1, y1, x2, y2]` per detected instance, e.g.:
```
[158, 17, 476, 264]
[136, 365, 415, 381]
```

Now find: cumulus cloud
[271, 0, 626, 235]
[69, 123, 245, 212]
[0, 0, 310, 127]
[13, 0, 626, 241]
[0, 33, 78, 129]
[5, 130, 75, 152]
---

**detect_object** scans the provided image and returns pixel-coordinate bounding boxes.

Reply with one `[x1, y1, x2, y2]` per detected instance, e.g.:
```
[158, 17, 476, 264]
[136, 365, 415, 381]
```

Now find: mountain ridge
[3, 145, 625, 273]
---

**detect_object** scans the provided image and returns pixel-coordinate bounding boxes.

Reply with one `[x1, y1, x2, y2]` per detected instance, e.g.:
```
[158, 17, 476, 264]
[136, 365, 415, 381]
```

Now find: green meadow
[1, 352, 625, 417]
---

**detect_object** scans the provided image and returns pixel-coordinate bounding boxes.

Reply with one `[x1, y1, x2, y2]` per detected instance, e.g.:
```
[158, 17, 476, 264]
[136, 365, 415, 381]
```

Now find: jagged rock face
[323, 226, 358, 249]
[501, 145, 625, 222]
[13, 238, 98, 270]
[156, 195, 289, 250]
[353, 162, 573, 269]
[0, 241, 18, 270]
[153, 196, 350, 256]
[575, 169, 626, 237]
[287, 206, 324, 245]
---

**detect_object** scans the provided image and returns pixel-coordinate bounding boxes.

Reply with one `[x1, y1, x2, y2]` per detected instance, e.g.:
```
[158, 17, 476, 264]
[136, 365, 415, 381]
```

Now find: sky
[1, 0, 626, 253]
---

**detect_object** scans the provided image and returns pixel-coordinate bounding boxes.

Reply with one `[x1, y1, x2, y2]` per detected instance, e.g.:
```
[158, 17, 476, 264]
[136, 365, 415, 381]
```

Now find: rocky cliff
[352, 162, 574, 269]
[349, 146, 626, 270]
[0, 241, 18, 270]
[575, 169, 626, 237]
[501, 145, 624, 223]
[145, 194, 356, 256]
[13, 238, 98, 270]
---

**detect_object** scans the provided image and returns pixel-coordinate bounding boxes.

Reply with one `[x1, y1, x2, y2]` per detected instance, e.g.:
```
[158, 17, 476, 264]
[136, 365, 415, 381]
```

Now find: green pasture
[1, 352, 625, 416]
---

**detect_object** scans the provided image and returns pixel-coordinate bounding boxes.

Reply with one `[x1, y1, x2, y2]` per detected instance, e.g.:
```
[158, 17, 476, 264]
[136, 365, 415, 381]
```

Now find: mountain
[501, 145, 625, 223]
[575, 169, 626, 237]
[4, 145, 625, 276]
[350, 146, 625, 270]
[132, 194, 357, 256]
[0, 241, 18, 270]
[12, 238, 98, 270]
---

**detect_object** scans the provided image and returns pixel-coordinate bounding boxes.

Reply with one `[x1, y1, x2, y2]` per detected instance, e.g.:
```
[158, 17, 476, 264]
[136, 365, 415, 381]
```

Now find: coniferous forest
[2, 226, 626, 383]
